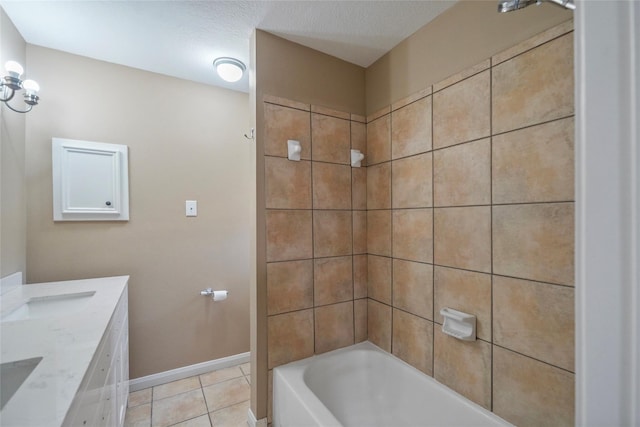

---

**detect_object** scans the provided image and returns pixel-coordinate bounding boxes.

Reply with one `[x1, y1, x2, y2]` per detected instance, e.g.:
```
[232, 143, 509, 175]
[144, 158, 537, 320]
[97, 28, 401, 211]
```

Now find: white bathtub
[273, 341, 513, 427]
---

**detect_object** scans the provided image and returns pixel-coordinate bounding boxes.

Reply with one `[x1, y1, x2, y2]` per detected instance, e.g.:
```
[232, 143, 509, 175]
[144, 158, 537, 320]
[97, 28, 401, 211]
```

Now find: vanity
[0, 276, 129, 426]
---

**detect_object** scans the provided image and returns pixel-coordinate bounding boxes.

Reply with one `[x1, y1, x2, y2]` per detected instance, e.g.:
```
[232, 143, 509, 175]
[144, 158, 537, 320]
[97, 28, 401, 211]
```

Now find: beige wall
[256, 31, 365, 115]
[0, 8, 27, 280]
[365, 22, 575, 426]
[251, 30, 365, 420]
[366, 0, 573, 114]
[25, 45, 251, 378]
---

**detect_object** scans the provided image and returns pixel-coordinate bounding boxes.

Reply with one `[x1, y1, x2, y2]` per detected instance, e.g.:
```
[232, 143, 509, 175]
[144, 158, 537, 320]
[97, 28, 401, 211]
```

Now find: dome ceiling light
[213, 57, 245, 83]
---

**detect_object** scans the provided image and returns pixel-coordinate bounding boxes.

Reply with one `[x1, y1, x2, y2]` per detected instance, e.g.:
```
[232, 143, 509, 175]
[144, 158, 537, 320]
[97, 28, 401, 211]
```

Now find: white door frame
[575, 0, 639, 424]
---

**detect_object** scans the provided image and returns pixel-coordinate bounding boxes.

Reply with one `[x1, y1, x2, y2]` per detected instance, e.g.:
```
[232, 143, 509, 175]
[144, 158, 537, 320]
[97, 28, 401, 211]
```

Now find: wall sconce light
[1, 60, 40, 113]
[213, 57, 245, 83]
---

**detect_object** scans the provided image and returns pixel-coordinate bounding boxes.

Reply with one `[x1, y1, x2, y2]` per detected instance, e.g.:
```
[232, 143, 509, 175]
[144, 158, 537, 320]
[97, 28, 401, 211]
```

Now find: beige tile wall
[263, 97, 368, 421]
[366, 22, 575, 427]
[261, 21, 574, 426]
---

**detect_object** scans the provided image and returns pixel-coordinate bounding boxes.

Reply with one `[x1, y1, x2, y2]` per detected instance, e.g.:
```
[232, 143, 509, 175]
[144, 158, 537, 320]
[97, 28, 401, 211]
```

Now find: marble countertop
[0, 276, 129, 427]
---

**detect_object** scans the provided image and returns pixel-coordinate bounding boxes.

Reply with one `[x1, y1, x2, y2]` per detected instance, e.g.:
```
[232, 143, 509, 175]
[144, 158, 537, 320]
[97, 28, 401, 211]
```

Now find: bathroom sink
[0, 357, 43, 409]
[1, 291, 96, 322]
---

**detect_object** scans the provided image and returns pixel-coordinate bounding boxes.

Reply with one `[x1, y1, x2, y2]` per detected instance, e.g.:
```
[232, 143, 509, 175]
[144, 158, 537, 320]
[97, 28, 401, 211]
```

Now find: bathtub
[273, 341, 512, 427]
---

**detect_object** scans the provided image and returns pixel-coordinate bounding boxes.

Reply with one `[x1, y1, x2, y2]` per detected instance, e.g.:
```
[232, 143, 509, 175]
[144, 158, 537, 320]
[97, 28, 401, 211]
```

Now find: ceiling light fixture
[1, 60, 40, 113]
[213, 57, 245, 83]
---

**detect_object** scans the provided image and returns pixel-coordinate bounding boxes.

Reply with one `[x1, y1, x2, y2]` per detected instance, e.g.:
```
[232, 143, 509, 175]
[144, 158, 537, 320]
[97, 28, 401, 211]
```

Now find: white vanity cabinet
[63, 286, 129, 427]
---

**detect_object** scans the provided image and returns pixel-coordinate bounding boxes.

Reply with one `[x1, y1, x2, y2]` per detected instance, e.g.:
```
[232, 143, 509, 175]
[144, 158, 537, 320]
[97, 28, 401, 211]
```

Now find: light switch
[186, 200, 197, 217]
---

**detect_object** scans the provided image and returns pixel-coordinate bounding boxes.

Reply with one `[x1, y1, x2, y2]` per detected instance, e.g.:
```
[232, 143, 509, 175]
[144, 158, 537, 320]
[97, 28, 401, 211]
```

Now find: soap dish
[440, 308, 476, 341]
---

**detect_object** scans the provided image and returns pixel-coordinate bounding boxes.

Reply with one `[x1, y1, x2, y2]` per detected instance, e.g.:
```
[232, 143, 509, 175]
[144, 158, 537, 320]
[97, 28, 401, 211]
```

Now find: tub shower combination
[273, 342, 512, 427]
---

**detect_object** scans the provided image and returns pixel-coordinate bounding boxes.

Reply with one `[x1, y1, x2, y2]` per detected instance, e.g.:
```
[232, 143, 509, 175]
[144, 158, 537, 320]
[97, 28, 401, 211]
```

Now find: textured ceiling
[0, 1, 456, 93]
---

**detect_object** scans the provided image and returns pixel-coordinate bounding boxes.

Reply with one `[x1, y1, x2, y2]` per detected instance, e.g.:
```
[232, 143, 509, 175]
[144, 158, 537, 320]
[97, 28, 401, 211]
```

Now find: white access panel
[52, 138, 129, 221]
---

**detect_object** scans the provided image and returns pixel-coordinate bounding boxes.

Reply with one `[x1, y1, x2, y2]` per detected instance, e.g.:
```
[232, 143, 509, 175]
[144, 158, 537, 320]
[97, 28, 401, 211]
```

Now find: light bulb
[5, 60, 24, 78]
[213, 58, 245, 83]
[22, 79, 40, 94]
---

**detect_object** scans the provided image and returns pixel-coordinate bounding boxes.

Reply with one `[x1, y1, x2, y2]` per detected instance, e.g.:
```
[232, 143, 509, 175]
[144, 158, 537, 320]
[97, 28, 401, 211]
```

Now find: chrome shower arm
[498, 0, 575, 13]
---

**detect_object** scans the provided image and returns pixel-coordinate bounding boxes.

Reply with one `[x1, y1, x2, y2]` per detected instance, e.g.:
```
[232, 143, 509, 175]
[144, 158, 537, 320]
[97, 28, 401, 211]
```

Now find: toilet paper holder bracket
[200, 288, 229, 301]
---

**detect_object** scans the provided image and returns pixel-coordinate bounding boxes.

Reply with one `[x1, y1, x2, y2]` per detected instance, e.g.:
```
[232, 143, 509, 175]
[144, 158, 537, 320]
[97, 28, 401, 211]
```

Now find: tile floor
[125, 362, 250, 427]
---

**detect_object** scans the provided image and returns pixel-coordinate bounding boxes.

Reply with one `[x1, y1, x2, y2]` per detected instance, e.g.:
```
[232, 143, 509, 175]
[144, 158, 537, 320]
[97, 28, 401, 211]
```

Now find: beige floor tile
[203, 377, 250, 412]
[199, 366, 244, 387]
[128, 388, 152, 407]
[239, 363, 250, 376]
[125, 403, 151, 427]
[171, 414, 212, 427]
[209, 400, 250, 427]
[153, 376, 201, 401]
[151, 389, 208, 427]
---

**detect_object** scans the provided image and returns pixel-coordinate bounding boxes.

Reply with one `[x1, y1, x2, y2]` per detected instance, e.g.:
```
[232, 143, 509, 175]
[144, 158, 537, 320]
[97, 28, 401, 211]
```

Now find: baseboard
[247, 408, 268, 427]
[129, 351, 250, 392]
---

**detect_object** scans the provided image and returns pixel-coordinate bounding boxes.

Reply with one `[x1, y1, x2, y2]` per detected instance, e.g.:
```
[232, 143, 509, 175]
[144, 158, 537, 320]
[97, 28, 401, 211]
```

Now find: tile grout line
[350, 118, 356, 345]
[361, 112, 574, 168]
[489, 56, 494, 414]
[491, 27, 574, 68]
[432, 65, 491, 95]
[431, 88, 436, 378]
[309, 108, 316, 358]
[363, 255, 575, 288]
[389, 109, 394, 355]
[492, 343, 576, 375]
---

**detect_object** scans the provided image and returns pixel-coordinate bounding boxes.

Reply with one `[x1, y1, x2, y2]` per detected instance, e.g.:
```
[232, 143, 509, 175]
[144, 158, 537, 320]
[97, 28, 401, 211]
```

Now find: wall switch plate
[186, 200, 197, 217]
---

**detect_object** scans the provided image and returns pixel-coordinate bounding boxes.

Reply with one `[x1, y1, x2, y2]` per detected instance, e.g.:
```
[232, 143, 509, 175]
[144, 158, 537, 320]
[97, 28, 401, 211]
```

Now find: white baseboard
[0, 271, 22, 296]
[129, 351, 250, 392]
[247, 408, 267, 427]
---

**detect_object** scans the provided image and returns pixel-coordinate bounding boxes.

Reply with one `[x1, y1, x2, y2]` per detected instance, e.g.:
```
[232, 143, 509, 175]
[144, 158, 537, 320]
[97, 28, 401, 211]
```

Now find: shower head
[498, 0, 539, 13]
[498, 0, 575, 13]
